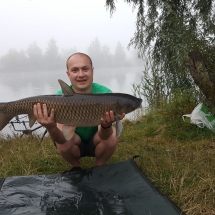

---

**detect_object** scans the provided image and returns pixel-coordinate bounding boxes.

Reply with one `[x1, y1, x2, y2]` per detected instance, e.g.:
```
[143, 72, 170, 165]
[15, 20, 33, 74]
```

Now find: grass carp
[0, 79, 142, 137]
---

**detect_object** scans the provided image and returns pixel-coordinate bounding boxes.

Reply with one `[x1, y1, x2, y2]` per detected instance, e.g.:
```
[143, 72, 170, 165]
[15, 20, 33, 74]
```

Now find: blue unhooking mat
[0, 158, 185, 215]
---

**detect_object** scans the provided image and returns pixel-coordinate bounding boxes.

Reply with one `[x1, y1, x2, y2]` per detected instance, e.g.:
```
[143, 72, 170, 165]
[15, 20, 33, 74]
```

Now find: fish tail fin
[0, 103, 12, 130]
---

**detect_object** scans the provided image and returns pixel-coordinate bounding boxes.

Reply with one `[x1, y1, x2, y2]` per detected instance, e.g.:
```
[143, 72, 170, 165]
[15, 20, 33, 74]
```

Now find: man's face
[66, 54, 94, 93]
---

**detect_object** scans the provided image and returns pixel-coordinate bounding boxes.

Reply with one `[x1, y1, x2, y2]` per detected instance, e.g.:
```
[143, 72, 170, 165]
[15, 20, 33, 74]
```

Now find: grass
[1, 99, 215, 214]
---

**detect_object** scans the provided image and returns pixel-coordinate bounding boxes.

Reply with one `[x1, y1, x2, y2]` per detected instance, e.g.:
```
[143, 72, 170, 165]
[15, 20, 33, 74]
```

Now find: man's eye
[83, 67, 88, 71]
[72, 69, 78, 72]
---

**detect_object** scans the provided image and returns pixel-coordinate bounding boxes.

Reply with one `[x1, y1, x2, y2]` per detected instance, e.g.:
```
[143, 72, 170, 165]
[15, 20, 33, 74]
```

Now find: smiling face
[66, 53, 94, 93]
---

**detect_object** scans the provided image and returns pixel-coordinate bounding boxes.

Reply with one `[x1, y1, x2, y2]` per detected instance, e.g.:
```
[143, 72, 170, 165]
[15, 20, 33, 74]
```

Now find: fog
[0, 0, 137, 56]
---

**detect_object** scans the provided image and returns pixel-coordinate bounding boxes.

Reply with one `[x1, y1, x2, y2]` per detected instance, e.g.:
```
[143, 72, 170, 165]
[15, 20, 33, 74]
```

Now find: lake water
[0, 66, 145, 136]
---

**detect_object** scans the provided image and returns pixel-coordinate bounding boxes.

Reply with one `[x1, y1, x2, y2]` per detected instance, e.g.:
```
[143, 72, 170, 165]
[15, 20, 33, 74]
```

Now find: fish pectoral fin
[62, 125, 75, 141]
[115, 114, 123, 137]
[28, 113, 37, 128]
[58, 79, 75, 95]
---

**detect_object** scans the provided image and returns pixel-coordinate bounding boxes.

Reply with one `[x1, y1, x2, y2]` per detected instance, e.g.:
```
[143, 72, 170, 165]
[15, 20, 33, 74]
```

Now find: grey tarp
[0, 158, 185, 215]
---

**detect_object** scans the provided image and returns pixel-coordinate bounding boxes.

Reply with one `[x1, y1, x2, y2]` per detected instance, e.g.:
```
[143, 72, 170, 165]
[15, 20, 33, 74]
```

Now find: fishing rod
[9, 115, 47, 144]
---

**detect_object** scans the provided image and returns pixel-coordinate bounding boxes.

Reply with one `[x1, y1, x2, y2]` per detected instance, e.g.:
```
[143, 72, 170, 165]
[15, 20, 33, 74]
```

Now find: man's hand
[100, 111, 125, 128]
[33, 103, 68, 144]
[33, 103, 56, 130]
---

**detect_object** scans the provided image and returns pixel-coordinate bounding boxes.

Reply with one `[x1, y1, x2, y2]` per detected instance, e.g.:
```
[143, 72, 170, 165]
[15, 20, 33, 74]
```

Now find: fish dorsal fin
[58, 79, 75, 95]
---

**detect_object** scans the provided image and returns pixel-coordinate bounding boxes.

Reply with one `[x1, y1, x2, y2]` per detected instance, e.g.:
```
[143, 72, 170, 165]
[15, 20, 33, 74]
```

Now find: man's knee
[106, 135, 118, 147]
[97, 133, 118, 150]
[56, 142, 80, 156]
[56, 144, 69, 155]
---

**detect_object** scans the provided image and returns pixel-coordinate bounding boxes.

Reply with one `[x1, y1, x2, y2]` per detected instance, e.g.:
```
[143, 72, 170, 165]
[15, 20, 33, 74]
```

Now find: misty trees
[0, 39, 64, 72]
[44, 38, 63, 69]
[0, 49, 28, 72]
[0, 37, 139, 73]
[87, 38, 131, 82]
[26, 42, 43, 70]
[87, 38, 104, 67]
[61, 47, 77, 63]
[101, 45, 111, 67]
[113, 42, 126, 66]
[106, 0, 215, 109]
[88, 38, 128, 68]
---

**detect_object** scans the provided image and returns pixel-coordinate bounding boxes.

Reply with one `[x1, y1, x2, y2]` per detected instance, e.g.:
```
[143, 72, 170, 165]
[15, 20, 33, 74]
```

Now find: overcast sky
[0, 0, 137, 56]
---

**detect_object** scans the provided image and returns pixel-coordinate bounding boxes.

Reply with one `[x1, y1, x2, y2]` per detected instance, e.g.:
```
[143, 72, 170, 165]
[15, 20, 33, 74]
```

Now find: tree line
[0, 38, 142, 72]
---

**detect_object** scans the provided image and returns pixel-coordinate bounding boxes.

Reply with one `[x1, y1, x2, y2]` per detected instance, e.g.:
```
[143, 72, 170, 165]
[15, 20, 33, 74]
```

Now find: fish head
[116, 94, 142, 114]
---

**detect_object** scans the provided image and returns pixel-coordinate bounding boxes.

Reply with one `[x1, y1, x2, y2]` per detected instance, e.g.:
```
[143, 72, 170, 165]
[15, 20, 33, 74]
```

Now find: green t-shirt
[56, 83, 112, 141]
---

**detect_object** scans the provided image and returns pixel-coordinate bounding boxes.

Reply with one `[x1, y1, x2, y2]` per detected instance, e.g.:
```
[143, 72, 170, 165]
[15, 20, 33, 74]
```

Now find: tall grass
[1, 91, 215, 214]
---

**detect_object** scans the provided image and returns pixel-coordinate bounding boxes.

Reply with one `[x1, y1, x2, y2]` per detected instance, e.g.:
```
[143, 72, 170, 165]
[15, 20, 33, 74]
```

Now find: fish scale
[6, 94, 123, 125]
[0, 80, 142, 135]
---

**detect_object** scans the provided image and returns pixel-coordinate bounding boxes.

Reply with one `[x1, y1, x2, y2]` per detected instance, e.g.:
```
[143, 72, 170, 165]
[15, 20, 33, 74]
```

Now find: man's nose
[78, 69, 84, 76]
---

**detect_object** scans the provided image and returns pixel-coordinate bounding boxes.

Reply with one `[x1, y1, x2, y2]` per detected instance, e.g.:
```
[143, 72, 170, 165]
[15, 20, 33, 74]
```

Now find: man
[33, 53, 125, 170]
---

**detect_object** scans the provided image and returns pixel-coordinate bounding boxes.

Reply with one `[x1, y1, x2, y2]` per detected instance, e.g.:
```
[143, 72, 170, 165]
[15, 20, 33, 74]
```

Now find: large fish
[0, 79, 142, 138]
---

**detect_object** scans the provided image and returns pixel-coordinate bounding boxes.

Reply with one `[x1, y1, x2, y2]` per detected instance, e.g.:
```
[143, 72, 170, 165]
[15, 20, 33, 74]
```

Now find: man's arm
[46, 124, 67, 144]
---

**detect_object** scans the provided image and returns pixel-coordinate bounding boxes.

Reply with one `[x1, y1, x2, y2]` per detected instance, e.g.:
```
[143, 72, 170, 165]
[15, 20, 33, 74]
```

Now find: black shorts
[54, 133, 96, 158]
[79, 133, 96, 157]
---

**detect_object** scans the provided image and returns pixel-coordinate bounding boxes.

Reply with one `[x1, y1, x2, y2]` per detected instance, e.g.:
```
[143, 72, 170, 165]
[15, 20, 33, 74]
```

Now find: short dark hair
[66, 52, 93, 70]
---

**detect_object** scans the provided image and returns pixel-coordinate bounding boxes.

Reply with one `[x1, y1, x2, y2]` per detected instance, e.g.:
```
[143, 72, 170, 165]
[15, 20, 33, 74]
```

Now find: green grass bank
[1, 100, 215, 215]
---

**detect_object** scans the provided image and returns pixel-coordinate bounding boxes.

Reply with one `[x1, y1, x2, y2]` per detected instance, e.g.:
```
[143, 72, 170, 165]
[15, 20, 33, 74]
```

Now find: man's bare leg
[56, 133, 82, 167]
[93, 128, 118, 166]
